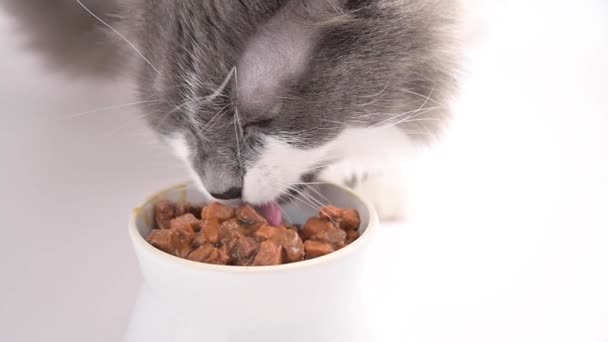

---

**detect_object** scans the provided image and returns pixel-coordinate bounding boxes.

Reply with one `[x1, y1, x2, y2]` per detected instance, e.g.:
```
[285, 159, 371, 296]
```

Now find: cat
[3, 0, 459, 220]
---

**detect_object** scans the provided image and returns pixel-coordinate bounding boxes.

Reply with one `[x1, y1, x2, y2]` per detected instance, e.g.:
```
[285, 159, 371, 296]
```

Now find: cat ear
[236, 0, 350, 115]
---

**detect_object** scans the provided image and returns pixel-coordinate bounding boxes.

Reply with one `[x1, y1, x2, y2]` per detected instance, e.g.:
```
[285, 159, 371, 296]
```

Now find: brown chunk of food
[252, 240, 284, 266]
[231, 235, 260, 265]
[216, 245, 232, 264]
[193, 232, 205, 248]
[173, 228, 195, 258]
[203, 202, 236, 222]
[340, 208, 360, 231]
[278, 228, 305, 263]
[254, 225, 304, 262]
[186, 243, 214, 262]
[236, 204, 267, 227]
[320, 205, 342, 220]
[187, 244, 231, 265]
[219, 218, 244, 243]
[146, 201, 360, 266]
[147, 228, 194, 258]
[314, 225, 347, 249]
[302, 217, 346, 249]
[346, 230, 360, 245]
[147, 229, 172, 252]
[304, 240, 335, 259]
[200, 218, 221, 245]
[169, 213, 201, 233]
[301, 217, 333, 240]
[254, 224, 280, 241]
[175, 203, 204, 219]
[154, 200, 176, 230]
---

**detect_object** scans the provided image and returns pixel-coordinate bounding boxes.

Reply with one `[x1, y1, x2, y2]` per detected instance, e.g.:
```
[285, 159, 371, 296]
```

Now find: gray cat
[3, 0, 459, 219]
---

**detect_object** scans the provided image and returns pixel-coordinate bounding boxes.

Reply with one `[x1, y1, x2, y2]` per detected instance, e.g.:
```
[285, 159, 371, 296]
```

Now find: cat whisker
[233, 113, 244, 175]
[349, 86, 442, 129]
[172, 67, 236, 129]
[319, 105, 441, 133]
[99, 109, 161, 138]
[285, 188, 322, 213]
[398, 87, 442, 106]
[302, 184, 331, 204]
[384, 116, 442, 128]
[369, 105, 441, 129]
[305, 155, 342, 171]
[356, 83, 390, 107]
[289, 185, 341, 225]
[288, 185, 325, 211]
[233, 67, 245, 176]
[62, 99, 164, 120]
[56, 92, 164, 123]
[399, 130, 435, 136]
[158, 84, 232, 129]
[373, 109, 443, 134]
[276, 94, 301, 102]
[76, 0, 161, 75]
[273, 199, 293, 226]
[199, 103, 232, 132]
[320, 119, 348, 126]
[165, 96, 204, 117]
[387, 116, 441, 130]
[213, 67, 237, 100]
[176, 73, 230, 101]
[359, 99, 438, 120]
[305, 161, 338, 172]
[282, 191, 315, 212]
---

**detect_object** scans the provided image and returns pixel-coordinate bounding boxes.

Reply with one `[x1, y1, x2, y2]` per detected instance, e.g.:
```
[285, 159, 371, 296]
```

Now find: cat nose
[210, 187, 242, 200]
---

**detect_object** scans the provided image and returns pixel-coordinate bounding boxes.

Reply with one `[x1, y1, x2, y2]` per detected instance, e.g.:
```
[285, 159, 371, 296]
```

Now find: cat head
[125, 0, 457, 204]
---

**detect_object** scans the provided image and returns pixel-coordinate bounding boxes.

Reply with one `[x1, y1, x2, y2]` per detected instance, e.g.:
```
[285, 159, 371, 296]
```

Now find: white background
[1, 1, 607, 341]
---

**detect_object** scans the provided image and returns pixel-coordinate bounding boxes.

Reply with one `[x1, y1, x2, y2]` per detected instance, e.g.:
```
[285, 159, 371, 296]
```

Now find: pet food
[146, 202, 361, 266]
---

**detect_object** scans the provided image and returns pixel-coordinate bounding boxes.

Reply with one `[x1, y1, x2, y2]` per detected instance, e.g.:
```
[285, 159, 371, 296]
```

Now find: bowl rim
[128, 181, 379, 273]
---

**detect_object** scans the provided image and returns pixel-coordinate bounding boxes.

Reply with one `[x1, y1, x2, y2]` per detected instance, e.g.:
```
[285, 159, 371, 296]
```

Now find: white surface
[1, 1, 608, 341]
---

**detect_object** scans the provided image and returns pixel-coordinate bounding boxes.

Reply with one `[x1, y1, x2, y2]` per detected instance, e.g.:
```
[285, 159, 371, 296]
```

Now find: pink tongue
[259, 202, 283, 227]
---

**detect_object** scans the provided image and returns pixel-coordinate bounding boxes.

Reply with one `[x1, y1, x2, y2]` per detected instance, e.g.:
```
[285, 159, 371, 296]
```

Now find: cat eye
[242, 103, 280, 130]
[242, 118, 273, 130]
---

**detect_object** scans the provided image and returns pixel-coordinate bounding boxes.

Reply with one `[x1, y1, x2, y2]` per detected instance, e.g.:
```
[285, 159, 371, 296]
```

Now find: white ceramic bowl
[127, 182, 379, 342]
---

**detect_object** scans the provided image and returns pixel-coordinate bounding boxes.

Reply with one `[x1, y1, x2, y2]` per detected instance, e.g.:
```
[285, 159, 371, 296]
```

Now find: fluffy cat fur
[3, 0, 460, 219]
